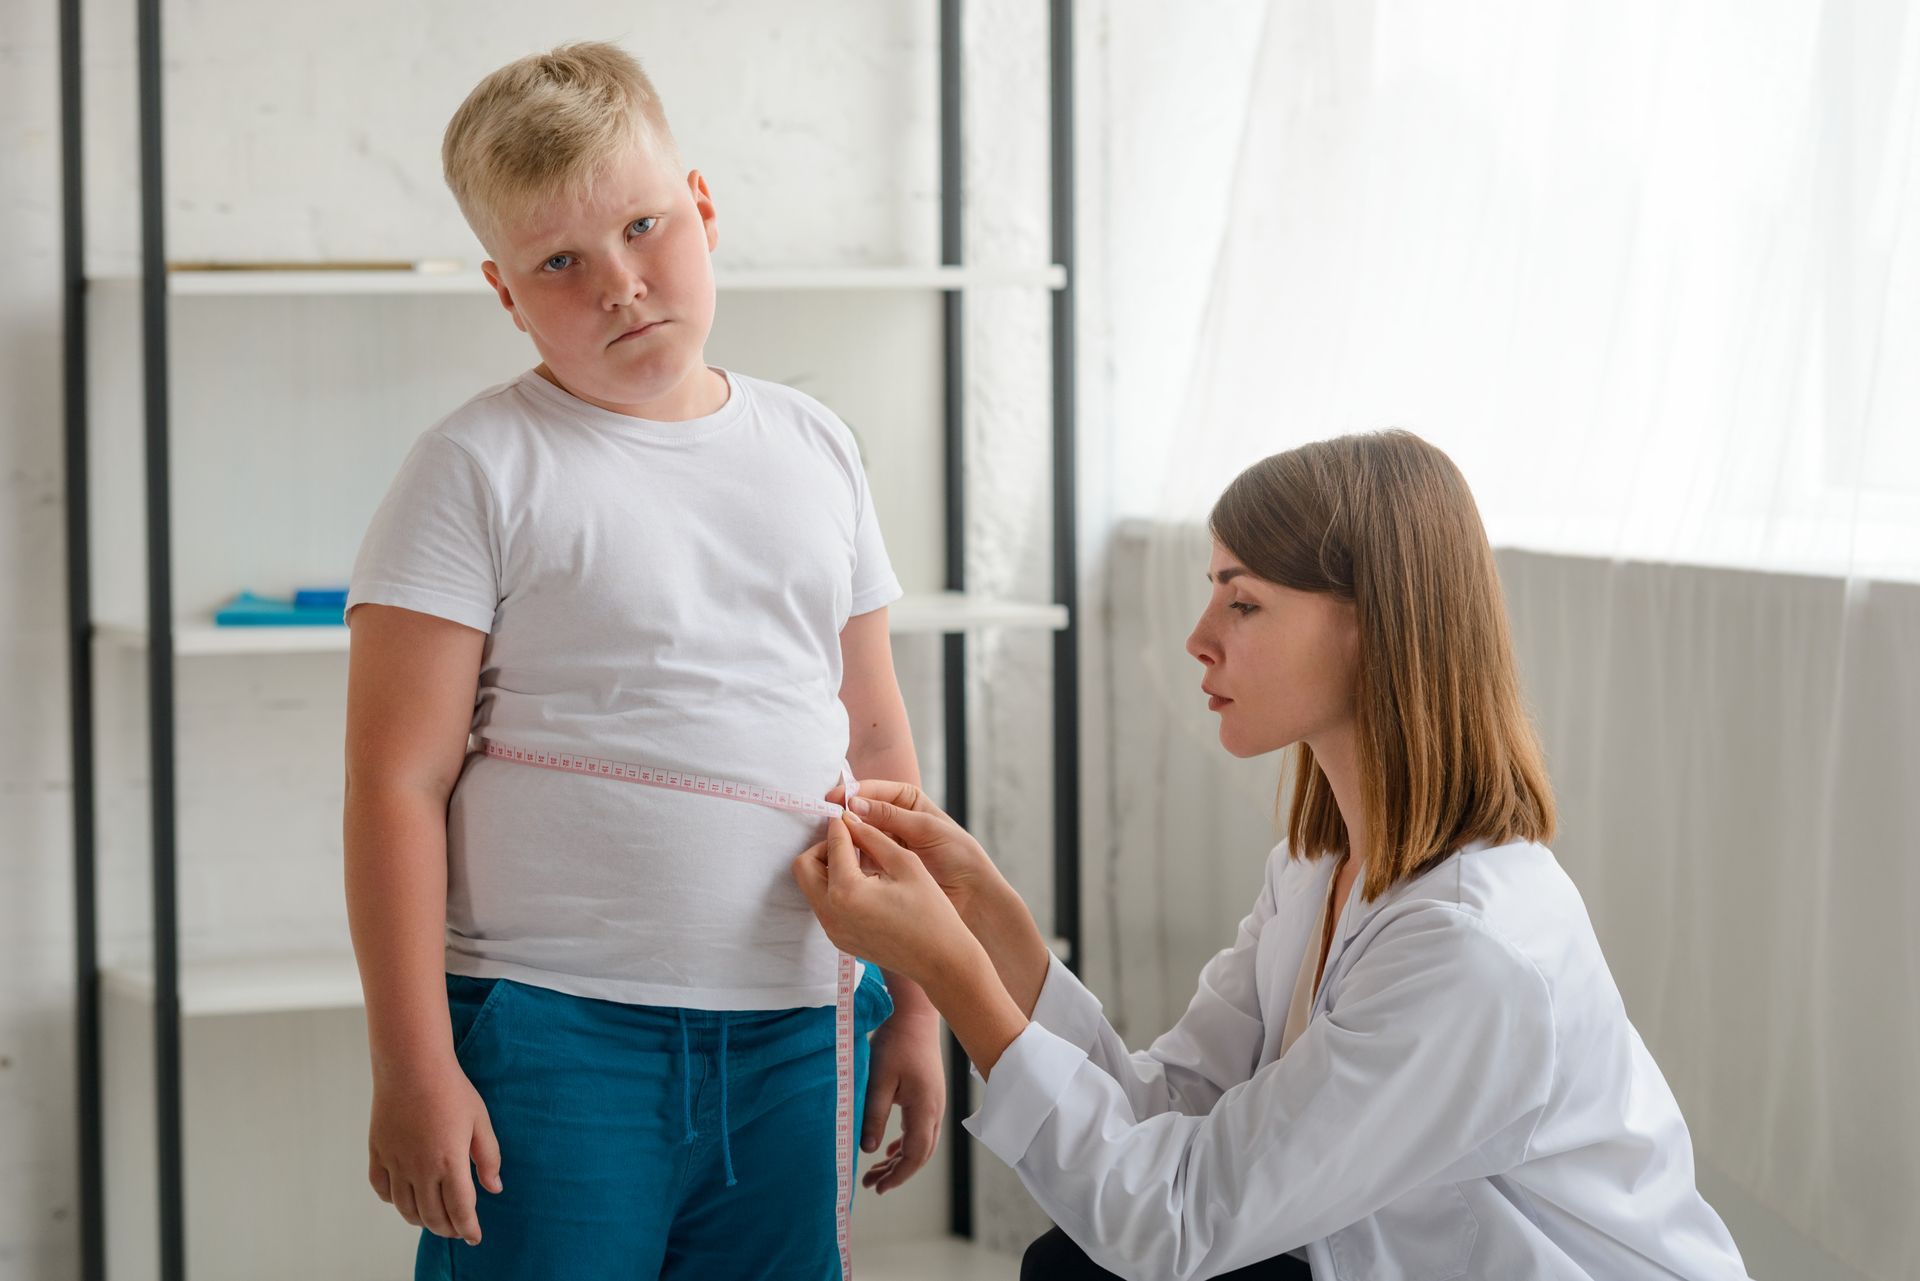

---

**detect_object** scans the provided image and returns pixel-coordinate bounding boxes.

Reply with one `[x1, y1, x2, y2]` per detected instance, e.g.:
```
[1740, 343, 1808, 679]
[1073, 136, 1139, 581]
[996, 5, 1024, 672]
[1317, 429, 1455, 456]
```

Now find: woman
[795, 431, 1749, 1280]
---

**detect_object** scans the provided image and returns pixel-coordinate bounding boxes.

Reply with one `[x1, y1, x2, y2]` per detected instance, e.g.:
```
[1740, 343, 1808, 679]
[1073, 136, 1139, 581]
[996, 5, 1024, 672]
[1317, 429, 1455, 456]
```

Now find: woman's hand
[793, 811, 979, 990]
[794, 812, 1034, 1080]
[831, 778, 1056, 1019]
[828, 779, 1002, 924]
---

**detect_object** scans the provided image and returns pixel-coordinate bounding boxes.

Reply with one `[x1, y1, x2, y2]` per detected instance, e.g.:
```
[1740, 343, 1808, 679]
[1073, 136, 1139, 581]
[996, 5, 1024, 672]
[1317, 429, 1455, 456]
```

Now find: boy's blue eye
[540, 220, 652, 273]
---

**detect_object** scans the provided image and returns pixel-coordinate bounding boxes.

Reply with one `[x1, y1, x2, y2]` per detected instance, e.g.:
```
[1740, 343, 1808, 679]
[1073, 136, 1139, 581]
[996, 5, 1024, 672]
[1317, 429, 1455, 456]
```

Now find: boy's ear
[687, 169, 719, 251]
[479, 260, 528, 334]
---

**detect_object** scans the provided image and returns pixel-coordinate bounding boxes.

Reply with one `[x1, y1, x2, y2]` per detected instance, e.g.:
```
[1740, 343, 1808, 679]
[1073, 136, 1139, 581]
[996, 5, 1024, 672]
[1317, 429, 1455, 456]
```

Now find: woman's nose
[1186, 619, 1216, 666]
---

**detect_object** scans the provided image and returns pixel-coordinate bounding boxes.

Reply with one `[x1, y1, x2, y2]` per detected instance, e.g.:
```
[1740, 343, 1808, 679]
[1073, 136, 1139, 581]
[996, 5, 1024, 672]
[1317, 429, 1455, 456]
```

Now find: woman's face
[1185, 542, 1360, 758]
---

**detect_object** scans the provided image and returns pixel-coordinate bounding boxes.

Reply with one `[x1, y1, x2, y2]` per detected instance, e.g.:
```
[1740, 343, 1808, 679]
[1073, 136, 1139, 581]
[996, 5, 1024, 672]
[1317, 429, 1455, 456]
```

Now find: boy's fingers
[369, 1158, 393, 1204]
[902, 1108, 940, 1172]
[444, 1173, 481, 1246]
[394, 1179, 422, 1227]
[861, 1077, 895, 1154]
[419, 1178, 457, 1240]
[471, 1113, 503, 1195]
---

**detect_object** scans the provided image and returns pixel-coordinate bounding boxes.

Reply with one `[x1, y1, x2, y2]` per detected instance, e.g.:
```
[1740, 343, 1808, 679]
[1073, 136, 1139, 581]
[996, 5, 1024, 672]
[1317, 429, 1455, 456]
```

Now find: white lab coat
[963, 838, 1750, 1280]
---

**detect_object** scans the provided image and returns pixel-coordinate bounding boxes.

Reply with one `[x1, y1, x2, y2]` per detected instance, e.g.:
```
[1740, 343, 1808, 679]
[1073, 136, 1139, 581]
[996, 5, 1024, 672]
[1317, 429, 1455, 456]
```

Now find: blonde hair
[1209, 430, 1556, 902]
[442, 41, 679, 253]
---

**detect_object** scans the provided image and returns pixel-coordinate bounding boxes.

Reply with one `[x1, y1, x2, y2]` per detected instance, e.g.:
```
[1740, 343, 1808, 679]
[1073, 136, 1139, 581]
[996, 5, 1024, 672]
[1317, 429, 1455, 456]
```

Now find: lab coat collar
[1322, 837, 1499, 984]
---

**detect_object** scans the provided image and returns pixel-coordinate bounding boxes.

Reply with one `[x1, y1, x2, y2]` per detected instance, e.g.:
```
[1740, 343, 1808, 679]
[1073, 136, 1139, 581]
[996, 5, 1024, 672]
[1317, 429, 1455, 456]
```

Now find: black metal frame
[938, 0, 976, 1239]
[58, 0, 102, 1274]
[64, 0, 1079, 1267]
[936, 0, 1084, 1237]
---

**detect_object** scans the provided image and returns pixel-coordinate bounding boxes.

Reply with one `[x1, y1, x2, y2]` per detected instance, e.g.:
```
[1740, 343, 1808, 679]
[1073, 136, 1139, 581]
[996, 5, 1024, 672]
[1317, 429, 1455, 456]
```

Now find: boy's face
[481, 139, 721, 419]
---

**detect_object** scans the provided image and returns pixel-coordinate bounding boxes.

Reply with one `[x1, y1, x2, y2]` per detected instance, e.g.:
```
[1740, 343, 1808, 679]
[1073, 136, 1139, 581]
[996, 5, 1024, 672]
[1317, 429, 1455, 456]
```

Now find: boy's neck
[534, 361, 730, 422]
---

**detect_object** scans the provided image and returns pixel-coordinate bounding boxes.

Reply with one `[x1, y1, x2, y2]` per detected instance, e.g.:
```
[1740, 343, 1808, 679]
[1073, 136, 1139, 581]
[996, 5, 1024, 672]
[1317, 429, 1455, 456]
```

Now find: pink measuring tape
[479, 738, 862, 1280]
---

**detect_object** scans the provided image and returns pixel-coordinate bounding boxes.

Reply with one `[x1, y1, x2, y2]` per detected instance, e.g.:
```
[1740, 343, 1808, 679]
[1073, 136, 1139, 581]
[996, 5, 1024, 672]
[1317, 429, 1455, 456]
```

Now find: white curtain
[1124, 3, 1920, 1276]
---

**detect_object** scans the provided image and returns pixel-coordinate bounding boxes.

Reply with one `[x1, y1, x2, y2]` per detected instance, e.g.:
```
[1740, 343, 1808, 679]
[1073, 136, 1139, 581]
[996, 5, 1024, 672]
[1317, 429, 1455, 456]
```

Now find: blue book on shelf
[293, 586, 349, 610]
[214, 590, 347, 627]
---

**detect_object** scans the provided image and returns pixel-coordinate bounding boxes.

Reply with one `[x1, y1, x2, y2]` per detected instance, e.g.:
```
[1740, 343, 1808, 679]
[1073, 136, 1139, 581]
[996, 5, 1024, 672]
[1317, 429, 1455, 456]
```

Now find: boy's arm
[839, 606, 946, 1191]
[839, 605, 930, 1014]
[344, 603, 500, 1243]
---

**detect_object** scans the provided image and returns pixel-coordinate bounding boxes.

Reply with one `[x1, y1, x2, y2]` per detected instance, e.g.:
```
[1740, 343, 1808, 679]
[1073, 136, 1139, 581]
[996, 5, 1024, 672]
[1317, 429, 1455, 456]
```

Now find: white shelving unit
[102, 951, 367, 1017]
[101, 936, 1076, 1021]
[94, 592, 1069, 655]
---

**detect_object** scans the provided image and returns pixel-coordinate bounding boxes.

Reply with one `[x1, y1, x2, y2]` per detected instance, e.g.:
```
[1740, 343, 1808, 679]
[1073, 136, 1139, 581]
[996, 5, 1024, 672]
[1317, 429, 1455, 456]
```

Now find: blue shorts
[417, 963, 894, 1280]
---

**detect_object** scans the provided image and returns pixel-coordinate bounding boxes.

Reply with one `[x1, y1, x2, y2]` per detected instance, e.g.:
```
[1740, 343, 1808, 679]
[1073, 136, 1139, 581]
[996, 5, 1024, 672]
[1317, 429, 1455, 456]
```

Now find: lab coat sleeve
[963, 906, 1557, 1281]
[1019, 867, 1278, 1120]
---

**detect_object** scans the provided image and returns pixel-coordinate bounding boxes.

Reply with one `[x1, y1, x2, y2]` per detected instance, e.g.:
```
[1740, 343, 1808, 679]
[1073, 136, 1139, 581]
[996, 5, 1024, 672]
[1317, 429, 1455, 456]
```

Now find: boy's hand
[368, 1059, 503, 1246]
[859, 1008, 946, 1194]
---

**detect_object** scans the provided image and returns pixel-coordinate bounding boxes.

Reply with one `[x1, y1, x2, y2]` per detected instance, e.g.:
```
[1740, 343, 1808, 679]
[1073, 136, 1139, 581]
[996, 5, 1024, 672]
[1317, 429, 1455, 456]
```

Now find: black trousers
[1020, 1226, 1314, 1279]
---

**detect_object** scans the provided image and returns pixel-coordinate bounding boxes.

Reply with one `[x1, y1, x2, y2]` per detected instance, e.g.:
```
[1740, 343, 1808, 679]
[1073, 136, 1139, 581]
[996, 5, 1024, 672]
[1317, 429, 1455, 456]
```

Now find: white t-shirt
[346, 367, 902, 1010]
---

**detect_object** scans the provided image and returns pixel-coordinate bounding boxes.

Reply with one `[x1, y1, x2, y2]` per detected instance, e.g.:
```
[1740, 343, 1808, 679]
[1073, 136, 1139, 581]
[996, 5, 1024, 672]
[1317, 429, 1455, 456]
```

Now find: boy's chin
[558, 353, 704, 400]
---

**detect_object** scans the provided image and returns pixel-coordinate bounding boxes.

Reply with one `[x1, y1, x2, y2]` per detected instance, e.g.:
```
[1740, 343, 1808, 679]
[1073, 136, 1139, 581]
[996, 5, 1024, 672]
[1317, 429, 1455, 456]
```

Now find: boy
[342, 41, 944, 1279]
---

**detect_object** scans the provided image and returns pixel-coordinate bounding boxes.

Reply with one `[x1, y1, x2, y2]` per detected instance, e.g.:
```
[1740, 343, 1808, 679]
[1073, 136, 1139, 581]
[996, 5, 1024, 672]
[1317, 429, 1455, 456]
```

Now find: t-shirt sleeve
[848, 447, 904, 617]
[345, 431, 500, 634]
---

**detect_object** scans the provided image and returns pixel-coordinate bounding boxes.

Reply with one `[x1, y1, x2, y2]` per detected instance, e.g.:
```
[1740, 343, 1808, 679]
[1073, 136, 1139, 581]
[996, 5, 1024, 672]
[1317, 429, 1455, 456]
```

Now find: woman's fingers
[792, 838, 828, 899]
[846, 795, 949, 847]
[847, 778, 940, 815]
[823, 815, 862, 879]
[842, 809, 918, 874]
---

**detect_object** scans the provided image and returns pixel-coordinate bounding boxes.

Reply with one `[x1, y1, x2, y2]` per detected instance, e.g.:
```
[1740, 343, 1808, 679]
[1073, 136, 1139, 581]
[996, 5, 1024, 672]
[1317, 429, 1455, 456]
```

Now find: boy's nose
[601, 267, 648, 307]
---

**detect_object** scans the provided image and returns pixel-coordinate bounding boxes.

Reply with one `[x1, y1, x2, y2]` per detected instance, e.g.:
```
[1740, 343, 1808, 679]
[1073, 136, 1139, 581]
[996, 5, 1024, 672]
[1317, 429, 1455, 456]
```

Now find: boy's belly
[441, 752, 852, 1010]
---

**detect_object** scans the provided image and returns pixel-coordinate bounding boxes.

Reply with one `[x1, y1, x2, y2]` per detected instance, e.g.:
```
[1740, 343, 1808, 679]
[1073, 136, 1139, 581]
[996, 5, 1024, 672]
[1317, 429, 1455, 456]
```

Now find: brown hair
[443, 41, 680, 254]
[1209, 430, 1555, 901]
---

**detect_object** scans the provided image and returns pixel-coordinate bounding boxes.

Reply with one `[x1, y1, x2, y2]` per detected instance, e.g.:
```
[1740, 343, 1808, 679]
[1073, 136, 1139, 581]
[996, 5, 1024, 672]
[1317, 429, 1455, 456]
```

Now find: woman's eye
[1228, 601, 1257, 615]
[629, 217, 657, 236]
[542, 254, 573, 273]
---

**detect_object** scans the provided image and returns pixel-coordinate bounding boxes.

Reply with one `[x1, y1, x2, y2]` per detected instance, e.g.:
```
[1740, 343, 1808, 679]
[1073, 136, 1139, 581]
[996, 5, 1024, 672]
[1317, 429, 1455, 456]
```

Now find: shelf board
[93, 592, 1068, 655]
[885, 592, 1070, 635]
[101, 943, 1074, 1018]
[103, 951, 364, 1017]
[87, 264, 1068, 296]
[95, 622, 350, 655]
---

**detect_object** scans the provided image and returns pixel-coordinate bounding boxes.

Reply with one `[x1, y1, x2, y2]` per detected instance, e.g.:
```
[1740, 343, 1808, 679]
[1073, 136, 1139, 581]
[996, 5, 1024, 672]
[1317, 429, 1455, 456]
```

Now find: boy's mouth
[611, 320, 666, 345]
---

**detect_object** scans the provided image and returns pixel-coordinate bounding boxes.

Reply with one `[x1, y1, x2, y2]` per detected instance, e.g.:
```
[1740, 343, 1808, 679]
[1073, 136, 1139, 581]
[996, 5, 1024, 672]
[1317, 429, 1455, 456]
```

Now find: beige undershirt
[1280, 855, 1349, 1056]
